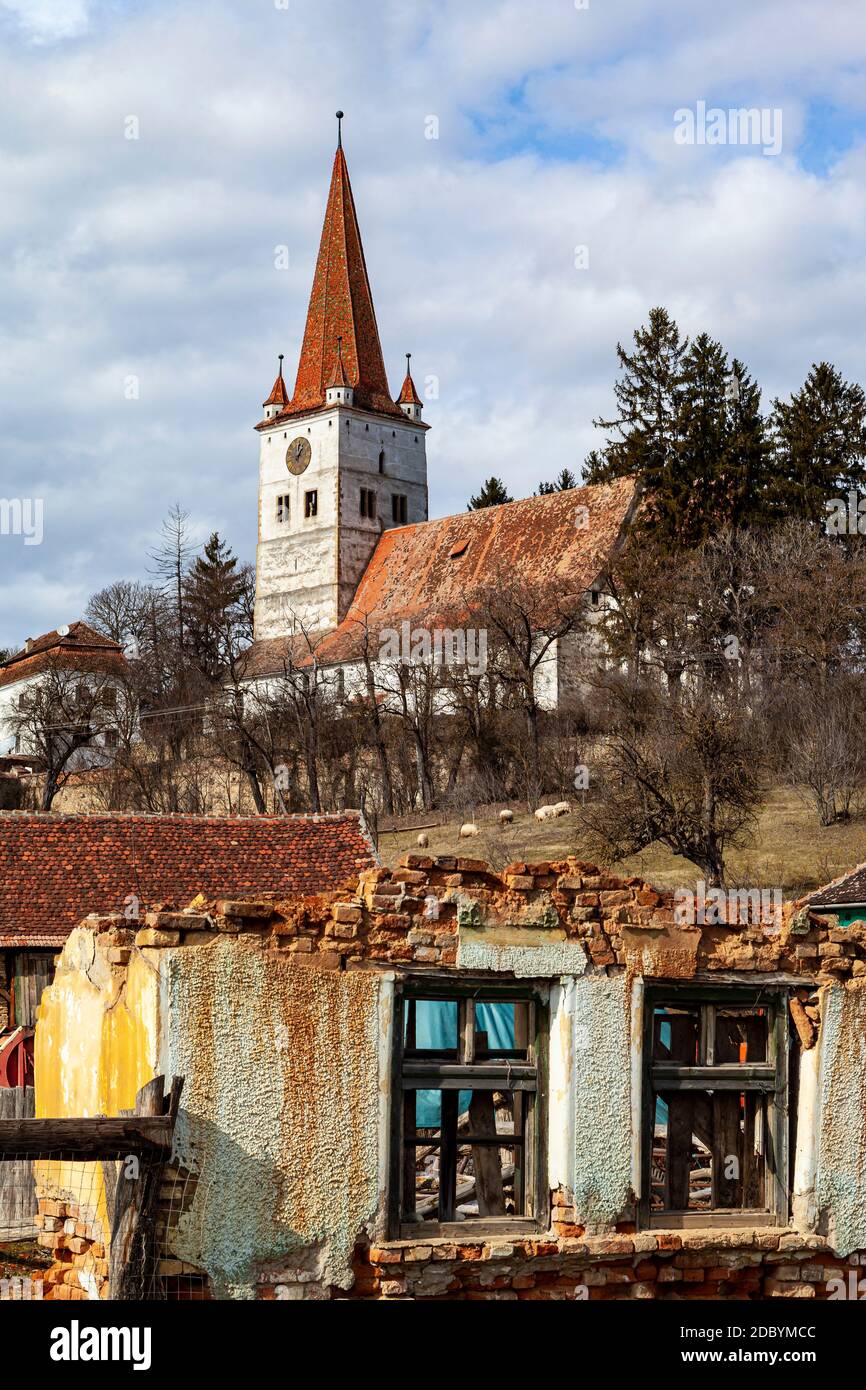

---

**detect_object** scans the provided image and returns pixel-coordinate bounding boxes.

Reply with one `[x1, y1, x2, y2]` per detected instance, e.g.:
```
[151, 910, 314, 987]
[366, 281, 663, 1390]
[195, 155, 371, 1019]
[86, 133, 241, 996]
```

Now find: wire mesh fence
[0, 1075, 208, 1301]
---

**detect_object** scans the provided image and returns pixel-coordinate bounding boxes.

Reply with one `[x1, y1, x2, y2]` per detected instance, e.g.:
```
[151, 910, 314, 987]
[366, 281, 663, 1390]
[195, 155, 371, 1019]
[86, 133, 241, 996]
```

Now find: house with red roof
[245, 118, 640, 705]
[0, 808, 377, 1046]
[0, 622, 128, 761]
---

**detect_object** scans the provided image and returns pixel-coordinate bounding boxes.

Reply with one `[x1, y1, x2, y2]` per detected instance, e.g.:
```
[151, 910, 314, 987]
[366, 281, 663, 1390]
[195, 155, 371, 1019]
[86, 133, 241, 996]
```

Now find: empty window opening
[392, 494, 408, 524]
[276, 494, 290, 524]
[305, 490, 318, 519]
[394, 987, 545, 1236]
[360, 488, 377, 519]
[644, 989, 789, 1229]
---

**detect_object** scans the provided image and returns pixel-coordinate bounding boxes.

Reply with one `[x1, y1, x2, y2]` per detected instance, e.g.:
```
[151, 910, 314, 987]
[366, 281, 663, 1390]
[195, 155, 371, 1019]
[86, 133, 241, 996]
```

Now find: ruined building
[29, 834, 866, 1301]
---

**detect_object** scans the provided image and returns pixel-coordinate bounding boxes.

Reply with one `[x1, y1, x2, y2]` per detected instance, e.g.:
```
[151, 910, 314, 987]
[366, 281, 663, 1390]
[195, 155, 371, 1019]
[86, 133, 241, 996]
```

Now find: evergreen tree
[771, 362, 866, 524]
[586, 307, 688, 494]
[468, 477, 513, 509]
[184, 533, 247, 680]
[537, 468, 578, 495]
[720, 358, 775, 530]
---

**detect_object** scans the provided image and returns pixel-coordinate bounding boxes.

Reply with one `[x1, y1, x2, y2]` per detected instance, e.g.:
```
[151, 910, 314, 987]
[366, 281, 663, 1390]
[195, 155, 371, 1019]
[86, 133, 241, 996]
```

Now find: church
[241, 118, 639, 704]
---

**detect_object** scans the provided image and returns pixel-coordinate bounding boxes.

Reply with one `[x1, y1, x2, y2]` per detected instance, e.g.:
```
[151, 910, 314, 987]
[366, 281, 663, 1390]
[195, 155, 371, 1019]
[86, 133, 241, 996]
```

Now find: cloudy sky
[1, 0, 865, 650]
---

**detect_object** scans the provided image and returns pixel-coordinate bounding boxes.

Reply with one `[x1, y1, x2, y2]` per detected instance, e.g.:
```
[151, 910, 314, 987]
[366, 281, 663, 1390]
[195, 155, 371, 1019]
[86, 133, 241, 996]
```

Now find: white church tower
[254, 113, 430, 642]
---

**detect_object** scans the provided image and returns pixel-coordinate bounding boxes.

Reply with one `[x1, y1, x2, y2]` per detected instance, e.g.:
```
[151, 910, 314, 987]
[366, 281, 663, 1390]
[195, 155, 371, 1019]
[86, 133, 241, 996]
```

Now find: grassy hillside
[378, 786, 866, 900]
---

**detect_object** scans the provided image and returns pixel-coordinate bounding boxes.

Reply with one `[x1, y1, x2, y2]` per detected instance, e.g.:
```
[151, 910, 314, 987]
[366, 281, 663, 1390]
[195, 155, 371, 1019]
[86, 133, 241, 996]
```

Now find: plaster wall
[814, 982, 866, 1256]
[157, 939, 384, 1297]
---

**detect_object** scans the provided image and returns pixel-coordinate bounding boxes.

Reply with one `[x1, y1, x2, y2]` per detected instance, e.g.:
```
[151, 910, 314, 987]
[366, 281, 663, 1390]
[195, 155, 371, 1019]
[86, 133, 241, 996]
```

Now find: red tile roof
[263, 145, 403, 426]
[0, 623, 126, 690]
[264, 361, 290, 407]
[0, 811, 378, 945]
[242, 477, 640, 675]
[397, 370, 423, 407]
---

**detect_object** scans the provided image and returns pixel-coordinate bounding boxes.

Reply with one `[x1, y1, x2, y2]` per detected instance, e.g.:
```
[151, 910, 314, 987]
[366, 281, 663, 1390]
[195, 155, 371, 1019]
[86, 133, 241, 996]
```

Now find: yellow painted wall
[33, 927, 161, 1235]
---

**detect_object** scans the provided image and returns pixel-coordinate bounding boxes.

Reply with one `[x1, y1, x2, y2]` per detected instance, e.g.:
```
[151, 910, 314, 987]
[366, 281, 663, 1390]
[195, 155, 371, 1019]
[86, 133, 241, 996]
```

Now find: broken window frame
[640, 985, 790, 1230]
[389, 978, 548, 1239]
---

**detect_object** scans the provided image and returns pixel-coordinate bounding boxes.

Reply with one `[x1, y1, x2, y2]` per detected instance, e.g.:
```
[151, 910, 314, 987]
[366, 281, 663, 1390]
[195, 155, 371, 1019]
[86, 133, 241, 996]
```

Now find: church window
[378, 451, 385, 473]
[305, 490, 318, 519]
[360, 488, 376, 519]
[276, 495, 290, 524]
[392, 494, 408, 524]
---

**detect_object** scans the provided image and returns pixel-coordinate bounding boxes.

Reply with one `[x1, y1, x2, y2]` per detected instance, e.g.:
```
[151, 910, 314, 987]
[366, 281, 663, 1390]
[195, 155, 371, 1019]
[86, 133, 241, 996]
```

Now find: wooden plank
[438, 1090, 458, 1223]
[0, 1116, 172, 1157]
[110, 1077, 176, 1300]
[0, 1086, 36, 1239]
[468, 1089, 505, 1217]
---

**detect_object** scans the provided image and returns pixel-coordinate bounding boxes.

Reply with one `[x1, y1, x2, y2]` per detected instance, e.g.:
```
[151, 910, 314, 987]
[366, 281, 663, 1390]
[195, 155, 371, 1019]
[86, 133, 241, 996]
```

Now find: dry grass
[378, 786, 866, 899]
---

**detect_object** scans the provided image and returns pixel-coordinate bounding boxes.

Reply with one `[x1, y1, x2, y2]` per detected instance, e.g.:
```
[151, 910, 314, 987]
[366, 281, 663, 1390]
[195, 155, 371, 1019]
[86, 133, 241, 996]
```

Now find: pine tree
[468, 477, 514, 509]
[537, 468, 578, 495]
[670, 333, 733, 544]
[771, 363, 866, 524]
[585, 308, 692, 543]
[184, 533, 247, 680]
[720, 359, 775, 530]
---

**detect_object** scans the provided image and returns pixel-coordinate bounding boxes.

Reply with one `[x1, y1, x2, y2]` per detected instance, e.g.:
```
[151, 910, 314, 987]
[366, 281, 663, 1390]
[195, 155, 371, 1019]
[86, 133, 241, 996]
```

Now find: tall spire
[286, 118, 403, 420]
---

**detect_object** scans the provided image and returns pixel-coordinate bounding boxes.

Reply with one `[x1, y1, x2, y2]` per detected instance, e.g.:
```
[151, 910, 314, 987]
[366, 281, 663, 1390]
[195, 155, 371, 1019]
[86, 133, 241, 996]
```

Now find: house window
[360, 488, 376, 519]
[276, 494, 290, 524]
[643, 987, 790, 1229]
[391, 984, 546, 1236]
[305, 490, 318, 519]
[392, 494, 408, 524]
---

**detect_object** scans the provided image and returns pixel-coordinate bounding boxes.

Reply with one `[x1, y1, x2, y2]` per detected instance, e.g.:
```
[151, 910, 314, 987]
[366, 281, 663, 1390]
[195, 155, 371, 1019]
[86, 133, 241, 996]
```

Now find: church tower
[254, 115, 430, 642]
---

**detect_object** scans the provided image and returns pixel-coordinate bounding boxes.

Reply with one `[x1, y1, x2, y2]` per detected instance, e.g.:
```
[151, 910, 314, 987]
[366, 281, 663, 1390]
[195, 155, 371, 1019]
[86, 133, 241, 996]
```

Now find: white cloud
[0, 0, 91, 43]
[0, 0, 865, 646]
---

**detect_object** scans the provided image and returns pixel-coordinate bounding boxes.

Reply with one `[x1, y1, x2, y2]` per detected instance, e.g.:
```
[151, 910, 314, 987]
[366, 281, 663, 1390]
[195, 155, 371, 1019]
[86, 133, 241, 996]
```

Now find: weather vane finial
[406, 351, 412, 374]
[336, 110, 344, 148]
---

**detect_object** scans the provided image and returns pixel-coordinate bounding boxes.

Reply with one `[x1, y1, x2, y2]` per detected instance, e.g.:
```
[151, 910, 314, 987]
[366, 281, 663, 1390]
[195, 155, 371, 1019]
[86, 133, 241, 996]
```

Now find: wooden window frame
[640, 984, 790, 1230]
[389, 977, 549, 1240]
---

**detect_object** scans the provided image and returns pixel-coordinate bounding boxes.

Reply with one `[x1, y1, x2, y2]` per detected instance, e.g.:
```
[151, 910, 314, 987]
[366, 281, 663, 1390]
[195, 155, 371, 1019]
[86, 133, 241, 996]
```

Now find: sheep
[553, 801, 571, 817]
[460, 822, 479, 838]
[534, 805, 558, 822]
[499, 808, 514, 825]
[417, 832, 429, 849]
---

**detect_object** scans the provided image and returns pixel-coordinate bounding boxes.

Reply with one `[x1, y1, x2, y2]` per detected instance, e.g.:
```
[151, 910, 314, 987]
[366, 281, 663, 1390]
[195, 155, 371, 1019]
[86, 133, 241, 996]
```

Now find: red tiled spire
[397, 351, 423, 407]
[263, 353, 289, 408]
[286, 134, 403, 420]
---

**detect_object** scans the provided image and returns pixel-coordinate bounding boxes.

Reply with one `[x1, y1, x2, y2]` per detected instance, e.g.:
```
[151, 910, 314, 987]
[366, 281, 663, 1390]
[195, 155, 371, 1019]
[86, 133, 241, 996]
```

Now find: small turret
[397, 353, 423, 422]
[262, 354, 289, 421]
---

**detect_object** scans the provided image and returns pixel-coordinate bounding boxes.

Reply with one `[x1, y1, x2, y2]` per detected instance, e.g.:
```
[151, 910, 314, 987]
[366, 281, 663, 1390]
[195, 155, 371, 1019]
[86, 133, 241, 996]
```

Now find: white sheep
[499, 808, 514, 825]
[417, 832, 429, 848]
[460, 822, 479, 837]
[534, 805, 558, 822]
[553, 801, 571, 817]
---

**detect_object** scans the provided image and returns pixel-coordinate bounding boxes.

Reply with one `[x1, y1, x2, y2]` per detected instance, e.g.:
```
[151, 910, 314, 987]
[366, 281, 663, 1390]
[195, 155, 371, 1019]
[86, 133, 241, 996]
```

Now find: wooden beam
[0, 1116, 172, 1157]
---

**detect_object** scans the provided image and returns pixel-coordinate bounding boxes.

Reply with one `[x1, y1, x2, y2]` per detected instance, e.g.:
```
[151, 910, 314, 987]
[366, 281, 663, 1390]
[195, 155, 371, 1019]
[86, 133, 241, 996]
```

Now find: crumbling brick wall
[32, 851, 866, 1301]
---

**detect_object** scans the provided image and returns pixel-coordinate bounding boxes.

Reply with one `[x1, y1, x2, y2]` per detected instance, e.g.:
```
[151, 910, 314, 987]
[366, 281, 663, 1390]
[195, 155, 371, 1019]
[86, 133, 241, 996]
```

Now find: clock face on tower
[286, 437, 312, 476]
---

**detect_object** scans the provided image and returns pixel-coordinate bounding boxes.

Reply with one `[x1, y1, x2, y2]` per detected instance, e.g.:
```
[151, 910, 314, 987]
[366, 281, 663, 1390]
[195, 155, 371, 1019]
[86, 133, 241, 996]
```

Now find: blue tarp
[410, 1000, 515, 1127]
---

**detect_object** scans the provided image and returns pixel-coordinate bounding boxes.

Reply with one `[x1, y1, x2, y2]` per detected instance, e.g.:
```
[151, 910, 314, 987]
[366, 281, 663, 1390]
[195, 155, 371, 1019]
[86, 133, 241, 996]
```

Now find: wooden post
[108, 1076, 184, 1300]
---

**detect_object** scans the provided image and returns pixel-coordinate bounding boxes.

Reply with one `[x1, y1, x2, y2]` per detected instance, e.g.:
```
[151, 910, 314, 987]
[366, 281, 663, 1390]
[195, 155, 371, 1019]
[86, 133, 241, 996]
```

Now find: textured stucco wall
[571, 972, 633, 1229]
[814, 982, 866, 1255]
[158, 939, 384, 1297]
